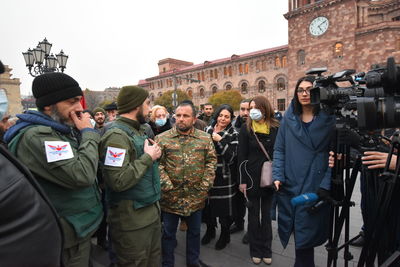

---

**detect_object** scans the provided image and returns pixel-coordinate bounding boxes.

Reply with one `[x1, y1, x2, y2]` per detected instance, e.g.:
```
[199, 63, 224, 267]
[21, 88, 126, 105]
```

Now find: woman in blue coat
[272, 76, 335, 267]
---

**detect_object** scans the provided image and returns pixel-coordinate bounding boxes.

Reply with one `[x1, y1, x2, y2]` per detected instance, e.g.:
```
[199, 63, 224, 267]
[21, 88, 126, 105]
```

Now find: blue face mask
[249, 108, 263, 121]
[155, 118, 167, 127]
[0, 89, 8, 120]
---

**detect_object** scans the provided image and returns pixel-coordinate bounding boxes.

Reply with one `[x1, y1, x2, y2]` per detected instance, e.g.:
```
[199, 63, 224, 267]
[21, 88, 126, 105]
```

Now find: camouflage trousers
[62, 237, 91, 267]
[111, 219, 161, 267]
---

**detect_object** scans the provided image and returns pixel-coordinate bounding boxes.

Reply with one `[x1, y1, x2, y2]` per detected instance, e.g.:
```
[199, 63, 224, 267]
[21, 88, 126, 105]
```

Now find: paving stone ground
[92, 176, 365, 267]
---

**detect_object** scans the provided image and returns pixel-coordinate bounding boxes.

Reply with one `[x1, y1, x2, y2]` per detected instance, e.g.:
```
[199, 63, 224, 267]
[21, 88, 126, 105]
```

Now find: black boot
[215, 226, 230, 250]
[201, 225, 216, 245]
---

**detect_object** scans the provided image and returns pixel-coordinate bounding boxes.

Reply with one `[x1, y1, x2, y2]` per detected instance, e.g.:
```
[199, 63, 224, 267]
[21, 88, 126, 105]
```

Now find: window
[210, 70, 213, 79]
[282, 56, 287, 67]
[240, 82, 248, 94]
[239, 64, 243, 75]
[197, 73, 201, 81]
[226, 84, 232, 90]
[258, 80, 266, 93]
[158, 92, 162, 97]
[163, 67, 166, 73]
[262, 61, 267, 71]
[199, 88, 205, 98]
[228, 66, 232, 77]
[150, 94, 155, 102]
[201, 71, 205, 81]
[275, 57, 281, 68]
[214, 69, 218, 79]
[277, 98, 286, 111]
[392, 16, 400, 21]
[212, 86, 218, 94]
[256, 61, 261, 72]
[277, 78, 286, 91]
[224, 67, 227, 76]
[187, 89, 193, 98]
[244, 63, 249, 74]
[297, 50, 306, 65]
[334, 42, 343, 58]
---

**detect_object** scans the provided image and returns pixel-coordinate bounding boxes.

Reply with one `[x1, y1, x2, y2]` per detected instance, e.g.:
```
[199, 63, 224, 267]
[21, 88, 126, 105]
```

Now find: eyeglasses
[297, 88, 312, 94]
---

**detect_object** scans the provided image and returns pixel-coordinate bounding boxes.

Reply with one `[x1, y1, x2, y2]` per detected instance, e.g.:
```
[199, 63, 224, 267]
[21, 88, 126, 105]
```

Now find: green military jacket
[13, 125, 103, 248]
[155, 127, 217, 216]
[99, 117, 160, 231]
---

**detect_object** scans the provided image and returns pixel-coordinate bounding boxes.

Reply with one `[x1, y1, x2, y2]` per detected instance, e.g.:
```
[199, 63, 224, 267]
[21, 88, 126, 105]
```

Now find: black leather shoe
[242, 231, 249, 244]
[350, 232, 365, 247]
[201, 226, 216, 245]
[215, 227, 230, 250]
[229, 224, 244, 234]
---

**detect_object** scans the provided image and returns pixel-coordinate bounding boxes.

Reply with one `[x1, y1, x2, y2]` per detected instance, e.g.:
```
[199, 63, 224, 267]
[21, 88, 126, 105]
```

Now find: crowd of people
[2, 61, 397, 267]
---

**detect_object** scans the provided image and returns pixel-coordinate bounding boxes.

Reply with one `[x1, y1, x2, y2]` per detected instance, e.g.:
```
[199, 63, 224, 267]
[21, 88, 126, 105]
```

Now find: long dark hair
[246, 95, 279, 131]
[212, 104, 235, 128]
[293, 75, 320, 115]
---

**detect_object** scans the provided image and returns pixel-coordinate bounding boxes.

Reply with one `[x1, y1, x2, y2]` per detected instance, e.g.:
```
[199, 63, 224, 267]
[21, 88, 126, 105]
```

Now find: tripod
[357, 132, 400, 267]
[326, 127, 361, 267]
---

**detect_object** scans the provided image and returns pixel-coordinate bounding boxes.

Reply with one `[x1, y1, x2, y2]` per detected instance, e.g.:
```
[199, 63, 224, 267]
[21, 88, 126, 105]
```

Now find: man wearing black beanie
[4, 72, 103, 267]
[99, 85, 162, 266]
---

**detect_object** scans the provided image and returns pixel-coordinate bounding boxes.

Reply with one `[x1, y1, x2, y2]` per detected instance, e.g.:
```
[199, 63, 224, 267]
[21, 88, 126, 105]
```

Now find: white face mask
[249, 108, 263, 121]
[0, 89, 8, 120]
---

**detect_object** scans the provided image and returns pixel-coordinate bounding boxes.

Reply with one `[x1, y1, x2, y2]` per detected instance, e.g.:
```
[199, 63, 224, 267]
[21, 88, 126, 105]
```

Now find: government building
[139, 0, 400, 111]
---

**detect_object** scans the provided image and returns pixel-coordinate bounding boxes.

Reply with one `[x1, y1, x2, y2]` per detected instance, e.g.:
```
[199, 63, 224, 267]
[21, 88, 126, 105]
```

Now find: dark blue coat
[272, 102, 335, 249]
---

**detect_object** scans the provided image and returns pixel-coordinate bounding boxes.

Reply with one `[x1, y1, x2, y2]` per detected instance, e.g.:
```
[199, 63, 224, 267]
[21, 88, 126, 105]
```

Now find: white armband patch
[45, 141, 74, 163]
[104, 146, 126, 167]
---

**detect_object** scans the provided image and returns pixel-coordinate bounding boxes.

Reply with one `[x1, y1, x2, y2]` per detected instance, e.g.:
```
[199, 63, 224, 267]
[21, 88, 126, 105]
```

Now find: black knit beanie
[32, 72, 83, 109]
[117, 86, 149, 114]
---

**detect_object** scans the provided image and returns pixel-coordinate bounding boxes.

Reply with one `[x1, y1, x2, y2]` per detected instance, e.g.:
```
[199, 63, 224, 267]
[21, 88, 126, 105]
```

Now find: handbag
[253, 131, 273, 188]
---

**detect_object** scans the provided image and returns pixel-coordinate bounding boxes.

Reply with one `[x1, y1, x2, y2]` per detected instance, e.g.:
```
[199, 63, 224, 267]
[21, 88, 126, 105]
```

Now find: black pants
[294, 247, 314, 267]
[248, 193, 273, 258]
[233, 191, 246, 227]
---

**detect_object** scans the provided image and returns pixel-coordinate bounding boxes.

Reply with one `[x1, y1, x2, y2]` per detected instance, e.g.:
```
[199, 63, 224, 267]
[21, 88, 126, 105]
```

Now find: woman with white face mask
[149, 105, 172, 136]
[238, 95, 279, 265]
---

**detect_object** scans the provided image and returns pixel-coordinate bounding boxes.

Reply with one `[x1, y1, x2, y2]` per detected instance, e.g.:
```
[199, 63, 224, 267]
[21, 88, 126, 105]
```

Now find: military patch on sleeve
[104, 146, 126, 167]
[45, 141, 74, 163]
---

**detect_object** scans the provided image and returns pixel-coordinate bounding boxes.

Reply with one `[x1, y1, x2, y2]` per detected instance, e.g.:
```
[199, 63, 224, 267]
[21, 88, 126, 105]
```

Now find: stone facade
[0, 65, 22, 116]
[140, 47, 290, 111]
[285, 0, 400, 97]
[140, 0, 400, 111]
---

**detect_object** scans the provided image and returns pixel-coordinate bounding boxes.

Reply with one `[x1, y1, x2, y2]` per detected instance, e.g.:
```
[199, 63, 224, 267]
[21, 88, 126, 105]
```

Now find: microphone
[291, 193, 318, 207]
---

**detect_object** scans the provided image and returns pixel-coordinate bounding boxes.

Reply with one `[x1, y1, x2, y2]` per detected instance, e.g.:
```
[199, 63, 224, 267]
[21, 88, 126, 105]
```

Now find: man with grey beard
[4, 72, 103, 267]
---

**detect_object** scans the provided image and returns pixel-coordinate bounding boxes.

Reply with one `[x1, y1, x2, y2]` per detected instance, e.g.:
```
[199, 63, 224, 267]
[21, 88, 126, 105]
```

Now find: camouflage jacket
[155, 127, 217, 216]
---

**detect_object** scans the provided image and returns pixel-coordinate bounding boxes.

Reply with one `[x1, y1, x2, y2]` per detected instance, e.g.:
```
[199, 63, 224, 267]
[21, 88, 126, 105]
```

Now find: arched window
[210, 70, 214, 79]
[226, 84, 232, 90]
[187, 89, 193, 98]
[228, 66, 232, 77]
[158, 92, 162, 97]
[244, 63, 249, 74]
[197, 73, 201, 81]
[199, 88, 205, 98]
[150, 93, 155, 102]
[297, 50, 306, 65]
[239, 64, 243, 74]
[201, 71, 205, 81]
[275, 57, 281, 68]
[258, 80, 266, 93]
[223, 67, 227, 76]
[262, 61, 267, 71]
[334, 42, 343, 58]
[240, 82, 248, 94]
[282, 56, 287, 67]
[277, 78, 286, 91]
[214, 69, 218, 79]
[212, 86, 218, 94]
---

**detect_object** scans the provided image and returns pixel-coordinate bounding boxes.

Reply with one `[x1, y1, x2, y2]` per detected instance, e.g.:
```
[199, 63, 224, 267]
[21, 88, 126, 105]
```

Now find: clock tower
[285, 0, 400, 98]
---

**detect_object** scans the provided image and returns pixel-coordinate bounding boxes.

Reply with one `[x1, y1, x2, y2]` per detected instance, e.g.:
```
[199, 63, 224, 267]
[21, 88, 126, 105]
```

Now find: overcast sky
[1, 0, 288, 96]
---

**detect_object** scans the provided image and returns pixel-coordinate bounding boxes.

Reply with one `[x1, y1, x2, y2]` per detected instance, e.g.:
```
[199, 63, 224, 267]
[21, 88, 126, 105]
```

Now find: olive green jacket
[13, 125, 103, 248]
[99, 117, 160, 231]
[155, 127, 217, 216]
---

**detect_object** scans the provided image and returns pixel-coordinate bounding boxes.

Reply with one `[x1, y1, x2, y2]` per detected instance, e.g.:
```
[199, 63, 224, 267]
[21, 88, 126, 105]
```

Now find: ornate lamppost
[22, 38, 68, 77]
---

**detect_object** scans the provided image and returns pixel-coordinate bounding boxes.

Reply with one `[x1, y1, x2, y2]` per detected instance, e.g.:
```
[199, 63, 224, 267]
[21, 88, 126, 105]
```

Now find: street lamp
[172, 70, 200, 109]
[22, 38, 69, 77]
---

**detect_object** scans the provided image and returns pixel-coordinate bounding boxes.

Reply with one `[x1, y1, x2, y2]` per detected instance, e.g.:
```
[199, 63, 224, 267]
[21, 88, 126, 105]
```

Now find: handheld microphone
[291, 193, 318, 207]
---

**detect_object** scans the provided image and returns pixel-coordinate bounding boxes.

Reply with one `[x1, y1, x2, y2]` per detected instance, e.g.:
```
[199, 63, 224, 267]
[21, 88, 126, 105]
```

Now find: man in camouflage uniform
[100, 86, 162, 267]
[155, 102, 217, 267]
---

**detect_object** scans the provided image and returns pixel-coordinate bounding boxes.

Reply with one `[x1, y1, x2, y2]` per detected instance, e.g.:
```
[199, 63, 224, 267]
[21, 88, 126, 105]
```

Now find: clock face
[309, 16, 329, 36]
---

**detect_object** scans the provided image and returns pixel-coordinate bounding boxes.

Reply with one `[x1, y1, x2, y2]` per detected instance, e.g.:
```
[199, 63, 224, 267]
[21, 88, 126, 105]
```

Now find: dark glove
[317, 188, 330, 200]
